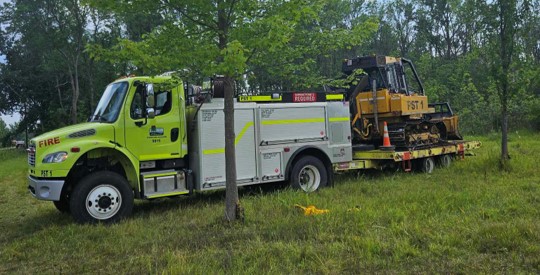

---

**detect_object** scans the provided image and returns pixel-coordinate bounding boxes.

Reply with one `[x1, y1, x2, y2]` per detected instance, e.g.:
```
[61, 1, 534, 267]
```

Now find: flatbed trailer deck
[334, 140, 481, 172]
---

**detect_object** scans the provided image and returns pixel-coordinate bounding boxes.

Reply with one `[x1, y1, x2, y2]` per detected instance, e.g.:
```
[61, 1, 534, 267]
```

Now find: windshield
[90, 82, 129, 123]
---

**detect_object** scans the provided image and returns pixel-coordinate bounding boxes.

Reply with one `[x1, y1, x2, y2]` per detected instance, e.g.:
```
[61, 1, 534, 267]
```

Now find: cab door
[124, 84, 183, 161]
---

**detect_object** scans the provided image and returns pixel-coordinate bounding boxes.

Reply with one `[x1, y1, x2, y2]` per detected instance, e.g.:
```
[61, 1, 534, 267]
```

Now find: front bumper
[28, 176, 65, 201]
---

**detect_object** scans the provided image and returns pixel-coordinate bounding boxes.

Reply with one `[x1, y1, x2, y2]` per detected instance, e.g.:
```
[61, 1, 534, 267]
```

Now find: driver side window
[130, 88, 172, 119]
[130, 88, 144, 120]
[155, 91, 172, 116]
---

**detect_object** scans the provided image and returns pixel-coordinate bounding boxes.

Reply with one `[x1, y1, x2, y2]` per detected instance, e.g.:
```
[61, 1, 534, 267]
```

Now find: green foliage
[1, 0, 539, 135]
[0, 0, 121, 132]
[1, 133, 539, 273]
[220, 41, 248, 78]
[86, 0, 378, 90]
[0, 119, 7, 145]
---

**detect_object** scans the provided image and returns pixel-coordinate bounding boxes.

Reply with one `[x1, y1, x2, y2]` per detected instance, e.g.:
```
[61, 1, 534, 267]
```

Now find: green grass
[1, 133, 539, 273]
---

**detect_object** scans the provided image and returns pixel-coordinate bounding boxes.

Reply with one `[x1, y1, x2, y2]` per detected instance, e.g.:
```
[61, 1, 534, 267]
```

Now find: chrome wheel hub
[86, 185, 122, 220]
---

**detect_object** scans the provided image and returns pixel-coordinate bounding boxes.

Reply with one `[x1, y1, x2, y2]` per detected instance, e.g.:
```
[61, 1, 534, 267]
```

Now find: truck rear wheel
[290, 156, 328, 192]
[69, 171, 133, 224]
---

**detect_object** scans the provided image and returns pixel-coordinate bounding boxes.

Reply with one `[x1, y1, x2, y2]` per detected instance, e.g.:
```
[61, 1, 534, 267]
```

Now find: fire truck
[27, 57, 480, 224]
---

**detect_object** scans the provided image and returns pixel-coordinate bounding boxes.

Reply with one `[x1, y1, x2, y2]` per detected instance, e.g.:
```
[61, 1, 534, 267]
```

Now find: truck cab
[28, 76, 190, 223]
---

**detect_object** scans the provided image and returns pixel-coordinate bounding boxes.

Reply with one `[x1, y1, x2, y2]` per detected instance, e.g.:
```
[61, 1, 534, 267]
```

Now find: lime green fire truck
[27, 58, 480, 224]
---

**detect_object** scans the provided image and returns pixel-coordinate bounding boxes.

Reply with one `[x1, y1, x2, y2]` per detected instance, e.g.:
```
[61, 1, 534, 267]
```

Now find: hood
[30, 122, 114, 148]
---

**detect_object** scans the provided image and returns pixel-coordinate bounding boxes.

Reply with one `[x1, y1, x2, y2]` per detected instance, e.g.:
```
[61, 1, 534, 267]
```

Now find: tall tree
[0, 0, 119, 132]
[387, 0, 417, 57]
[88, 0, 377, 221]
[488, 0, 530, 163]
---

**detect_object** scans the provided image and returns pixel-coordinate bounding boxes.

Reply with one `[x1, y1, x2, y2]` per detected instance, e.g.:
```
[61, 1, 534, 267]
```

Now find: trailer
[336, 140, 481, 173]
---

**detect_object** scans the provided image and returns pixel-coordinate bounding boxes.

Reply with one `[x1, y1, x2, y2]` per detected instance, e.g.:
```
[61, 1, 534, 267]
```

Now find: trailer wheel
[290, 156, 327, 192]
[419, 157, 435, 173]
[69, 171, 133, 224]
[437, 154, 453, 168]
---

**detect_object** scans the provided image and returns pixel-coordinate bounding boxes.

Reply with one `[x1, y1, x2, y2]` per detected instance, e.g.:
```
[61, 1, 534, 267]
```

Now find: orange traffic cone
[380, 121, 395, 151]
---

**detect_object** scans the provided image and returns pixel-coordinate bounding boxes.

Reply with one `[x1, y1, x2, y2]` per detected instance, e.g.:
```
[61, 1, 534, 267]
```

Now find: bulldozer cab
[342, 55, 424, 99]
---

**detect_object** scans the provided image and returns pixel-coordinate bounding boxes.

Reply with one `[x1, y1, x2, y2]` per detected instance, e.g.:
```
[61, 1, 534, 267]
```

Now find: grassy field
[0, 132, 539, 274]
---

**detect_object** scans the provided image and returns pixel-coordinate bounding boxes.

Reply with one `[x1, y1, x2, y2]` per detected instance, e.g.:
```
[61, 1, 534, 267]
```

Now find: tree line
[0, 0, 539, 139]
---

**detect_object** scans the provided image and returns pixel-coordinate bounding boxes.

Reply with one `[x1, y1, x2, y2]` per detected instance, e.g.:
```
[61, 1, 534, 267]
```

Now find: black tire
[437, 154, 453, 168]
[290, 155, 329, 192]
[419, 157, 435, 173]
[69, 171, 134, 224]
[53, 196, 70, 213]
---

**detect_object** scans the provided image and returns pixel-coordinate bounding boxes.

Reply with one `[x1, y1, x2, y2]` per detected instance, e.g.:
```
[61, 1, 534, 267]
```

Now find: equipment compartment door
[199, 107, 257, 187]
[260, 151, 283, 181]
[260, 106, 327, 143]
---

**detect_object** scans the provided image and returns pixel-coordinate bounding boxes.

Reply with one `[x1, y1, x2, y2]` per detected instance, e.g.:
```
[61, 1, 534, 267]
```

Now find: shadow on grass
[131, 181, 288, 219]
[0, 209, 73, 244]
[335, 167, 411, 182]
[2, 181, 288, 236]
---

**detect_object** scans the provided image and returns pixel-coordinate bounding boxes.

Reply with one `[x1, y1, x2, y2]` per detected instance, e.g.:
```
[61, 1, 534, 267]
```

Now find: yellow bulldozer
[342, 55, 462, 148]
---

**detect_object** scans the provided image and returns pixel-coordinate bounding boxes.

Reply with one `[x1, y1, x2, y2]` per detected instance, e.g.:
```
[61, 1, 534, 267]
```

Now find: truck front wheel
[290, 156, 328, 192]
[69, 171, 134, 224]
[53, 196, 70, 213]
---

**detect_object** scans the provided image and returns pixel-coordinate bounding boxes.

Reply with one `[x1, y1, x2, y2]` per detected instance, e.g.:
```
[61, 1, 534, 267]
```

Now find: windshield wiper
[89, 114, 107, 123]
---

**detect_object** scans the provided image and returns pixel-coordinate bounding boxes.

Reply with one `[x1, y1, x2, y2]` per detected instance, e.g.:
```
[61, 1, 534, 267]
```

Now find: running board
[140, 170, 188, 199]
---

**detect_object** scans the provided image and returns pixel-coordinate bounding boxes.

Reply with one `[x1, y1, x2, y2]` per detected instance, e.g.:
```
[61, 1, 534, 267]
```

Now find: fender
[66, 141, 140, 193]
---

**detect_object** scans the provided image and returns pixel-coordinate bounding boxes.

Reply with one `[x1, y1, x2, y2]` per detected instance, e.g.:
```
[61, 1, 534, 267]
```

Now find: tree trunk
[55, 76, 65, 111]
[70, 74, 79, 125]
[497, 0, 515, 166]
[501, 100, 509, 161]
[223, 77, 239, 221]
[218, 0, 240, 222]
[68, 62, 80, 125]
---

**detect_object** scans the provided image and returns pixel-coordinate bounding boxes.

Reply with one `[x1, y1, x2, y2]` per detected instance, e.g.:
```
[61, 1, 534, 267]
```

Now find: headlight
[42, 152, 68, 163]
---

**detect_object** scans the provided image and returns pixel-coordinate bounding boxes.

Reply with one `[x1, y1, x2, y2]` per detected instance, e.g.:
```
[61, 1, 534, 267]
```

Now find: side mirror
[146, 83, 155, 107]
[147, 108, 155, 119]
[146, 83, 155, 119]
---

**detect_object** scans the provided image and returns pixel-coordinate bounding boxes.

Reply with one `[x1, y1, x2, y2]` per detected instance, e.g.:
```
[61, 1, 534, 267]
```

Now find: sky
[0, 0, 17, 126]
[0, 0, 7, 63]
[1, 113, 20, 126]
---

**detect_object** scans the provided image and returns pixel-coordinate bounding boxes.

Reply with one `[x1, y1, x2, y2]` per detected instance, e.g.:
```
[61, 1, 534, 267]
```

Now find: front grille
[27, 146, 36, 167]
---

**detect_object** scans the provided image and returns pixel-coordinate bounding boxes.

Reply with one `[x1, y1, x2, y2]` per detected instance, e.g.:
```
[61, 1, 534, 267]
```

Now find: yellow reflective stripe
[203, 122, 254, 155]
[239, 95, 282, 102]
[203, 148, 225, 155]
[326, 94, 344, 100]
[329, 117, 349, 122]
[139, 154, 179, 161]
[143, 172, 176, 178]
[236, 122, 254, 144]
[146, 191, 189, 199]
[261, 118, 324, 125]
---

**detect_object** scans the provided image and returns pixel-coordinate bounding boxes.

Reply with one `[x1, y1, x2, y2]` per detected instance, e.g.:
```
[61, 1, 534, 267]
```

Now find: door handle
[171, 128, 179, 142]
